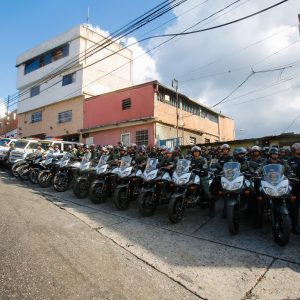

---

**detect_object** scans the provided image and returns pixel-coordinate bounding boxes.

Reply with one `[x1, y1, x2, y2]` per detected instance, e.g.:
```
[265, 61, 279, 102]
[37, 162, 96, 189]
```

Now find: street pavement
[0, 168, 300, 300]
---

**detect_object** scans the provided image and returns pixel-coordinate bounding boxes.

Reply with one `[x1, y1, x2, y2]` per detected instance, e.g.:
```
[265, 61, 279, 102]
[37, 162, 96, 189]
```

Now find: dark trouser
[201, 176, 214, 217]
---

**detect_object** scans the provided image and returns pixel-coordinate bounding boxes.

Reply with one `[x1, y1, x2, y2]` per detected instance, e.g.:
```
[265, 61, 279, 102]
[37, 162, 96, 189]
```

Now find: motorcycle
[53, 154, 88, 192]
[37, 154, 64, 188]
[220, 162, 252, 235]
[11, 152, 36, 178]
[17, 154, 43, 181]
[137, 158, 173, 217]
[73, 154, 109, 199]
[258, 164, 292, 246]
[113, 157, 144, 210]
[168, 159, 202, 223]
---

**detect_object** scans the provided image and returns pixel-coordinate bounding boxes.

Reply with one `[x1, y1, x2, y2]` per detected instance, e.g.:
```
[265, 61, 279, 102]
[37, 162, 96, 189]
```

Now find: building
[81, 81, 235, 146]
[16, 24, 133, 141]
[0, 110, 18, 137]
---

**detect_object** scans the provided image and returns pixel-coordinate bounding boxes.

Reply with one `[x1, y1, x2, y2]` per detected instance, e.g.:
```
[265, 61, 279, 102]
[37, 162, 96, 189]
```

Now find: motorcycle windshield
[82, 153, 90, 163]
[209, 158, 219, 171]
[263, 164, 284, 186]
[98, 154, 109, 166]
[120, 156, 132, 170]
[223, 162, 241, 182]
[62, 153, 71, 161]
[145, 158, 158, 172]
[175, 159, 191, 176]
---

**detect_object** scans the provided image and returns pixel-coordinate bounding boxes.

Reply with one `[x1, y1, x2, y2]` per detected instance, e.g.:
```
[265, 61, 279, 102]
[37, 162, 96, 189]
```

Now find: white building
[16, 24, 133, 141]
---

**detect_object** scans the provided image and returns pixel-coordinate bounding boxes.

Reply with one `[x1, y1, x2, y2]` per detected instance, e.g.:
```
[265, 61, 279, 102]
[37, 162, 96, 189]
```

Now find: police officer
[288, 143, 300, 234]
[190, 146, 214, 217]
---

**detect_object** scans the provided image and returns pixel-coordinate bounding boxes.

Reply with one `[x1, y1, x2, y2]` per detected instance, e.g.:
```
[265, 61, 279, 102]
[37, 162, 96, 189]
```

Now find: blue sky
[0, 0, 170, 99]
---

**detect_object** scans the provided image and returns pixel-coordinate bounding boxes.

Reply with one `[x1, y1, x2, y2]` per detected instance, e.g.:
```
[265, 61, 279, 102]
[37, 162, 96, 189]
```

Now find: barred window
[189, 136, 196, 145]
[122, 98, 131, 110]
[58, 110, 72, 123]
[31, 111, 42, 123]
[136, 130, 148, 146]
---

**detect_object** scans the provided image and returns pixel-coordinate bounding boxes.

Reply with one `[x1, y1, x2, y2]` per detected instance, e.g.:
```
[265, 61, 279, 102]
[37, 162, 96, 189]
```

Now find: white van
[9, 139, 41, 163]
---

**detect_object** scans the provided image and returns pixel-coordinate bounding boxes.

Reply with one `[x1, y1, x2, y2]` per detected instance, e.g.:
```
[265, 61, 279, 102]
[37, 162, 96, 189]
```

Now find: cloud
[125, 37, 160, 84]
[146, 0, 300, 139]
[0, 98, 7, 118]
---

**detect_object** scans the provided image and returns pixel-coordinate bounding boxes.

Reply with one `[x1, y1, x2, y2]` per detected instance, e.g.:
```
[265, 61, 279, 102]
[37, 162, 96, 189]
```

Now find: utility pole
[6, 95, 10, 117]
[172, 79, 179, 146]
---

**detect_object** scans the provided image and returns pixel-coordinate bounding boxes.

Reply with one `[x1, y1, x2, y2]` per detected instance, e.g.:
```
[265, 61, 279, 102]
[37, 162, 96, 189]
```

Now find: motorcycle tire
[18, 165, 30, 181]
[73, 179, 89, 199]
[11, 163, 22, 178]
[227, 204, 239, 235]
[114, 187, 130, 210]
[137, 191, 156, 217]
[29, 168, 40, 184]
[53, 174, 70, 192]
[38, 170, 53, 188]
[168, 196, 185, 224]
[272, 213, 291, 246]
[89, 182, 106, 204]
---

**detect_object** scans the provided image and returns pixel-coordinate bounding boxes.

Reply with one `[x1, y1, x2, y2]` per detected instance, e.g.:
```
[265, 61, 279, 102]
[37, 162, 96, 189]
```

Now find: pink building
[82, 81, 235, 146]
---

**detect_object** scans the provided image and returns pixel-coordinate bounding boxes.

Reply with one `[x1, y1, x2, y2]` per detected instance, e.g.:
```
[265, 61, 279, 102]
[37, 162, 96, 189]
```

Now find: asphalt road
[0, 170, 198, 300]
[1, 168, 300, 300]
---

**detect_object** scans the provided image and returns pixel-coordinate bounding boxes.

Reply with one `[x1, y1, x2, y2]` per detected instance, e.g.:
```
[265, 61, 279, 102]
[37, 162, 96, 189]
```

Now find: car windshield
[223, 162, 241, 181]
[98, 155, 109, 166]
[175, 159, 190, 176]
[120, 156, 132, 170]
[263, 164, 284, 186]
[145, 158, 158, 172]
[41, 141, 51, 150]
[14, 140, 29, 149]
[0, 139, 10, 146]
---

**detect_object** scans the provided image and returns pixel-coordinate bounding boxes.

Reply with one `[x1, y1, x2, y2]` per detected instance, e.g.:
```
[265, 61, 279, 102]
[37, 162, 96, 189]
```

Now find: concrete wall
[219, 115, 235, 142]
[16, 25, 133, 114]
[83, 83, 155, 129]
[154, 100, 220, 139]
[17, 96, 84, 139]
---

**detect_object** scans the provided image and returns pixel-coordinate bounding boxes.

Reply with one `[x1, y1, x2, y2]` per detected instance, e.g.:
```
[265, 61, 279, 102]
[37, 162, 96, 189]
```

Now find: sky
[0, 0, 299, 139]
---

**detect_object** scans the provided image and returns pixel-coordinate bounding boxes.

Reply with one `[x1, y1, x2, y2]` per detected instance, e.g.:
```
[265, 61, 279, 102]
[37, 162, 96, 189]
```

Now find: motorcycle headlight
[221, 181, 231, 190]
[277, 186, 287, 196]
[263, 187, 276, 196]
[178, 178, 187, 185]
[146, 173, 156, 180]
[232, 181, 243, 190]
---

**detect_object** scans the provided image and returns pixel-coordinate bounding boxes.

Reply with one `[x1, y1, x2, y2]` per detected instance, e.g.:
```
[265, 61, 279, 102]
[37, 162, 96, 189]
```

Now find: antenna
[86, 7, 90, 24]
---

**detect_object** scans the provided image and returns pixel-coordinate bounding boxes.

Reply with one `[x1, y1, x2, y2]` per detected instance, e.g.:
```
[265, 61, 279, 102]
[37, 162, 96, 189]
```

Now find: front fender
[272, 202, 290, 215]
[76, 176, 89, 184]
[171, 192, 184, 200]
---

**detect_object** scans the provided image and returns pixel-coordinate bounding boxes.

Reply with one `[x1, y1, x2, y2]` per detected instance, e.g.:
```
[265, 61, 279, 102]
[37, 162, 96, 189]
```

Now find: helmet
[269, 147, 279, 155]
[120, 146, 127, 152]
[292, 143, 300, 152]
[233, 147, 247, 156]
[166, 147, 173, 154]
[233, 147, 247, 162]
[221, 144, 230, 150]
[191, 146, 201, 153]
[138, 146, 146, 153]
[161, 145, 168, 151]
[251, 145, 261, 152]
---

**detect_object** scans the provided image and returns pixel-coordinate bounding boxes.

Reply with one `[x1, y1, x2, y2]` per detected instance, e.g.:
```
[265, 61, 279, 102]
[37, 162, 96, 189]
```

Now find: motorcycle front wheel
[89, 182, 106, 204]
[272, 212, 291, 246]
[53, 174, 70, 192]
[114, 187, 130, 210]
[137, 191, 156, 217]
[73, 178, 89, 199]
[227, 203, 239, 235]
[29, 168, 40, 184]
[18, 165, 30, 181]
[168, 196, 185, 224]
[38, 170, 53, 188]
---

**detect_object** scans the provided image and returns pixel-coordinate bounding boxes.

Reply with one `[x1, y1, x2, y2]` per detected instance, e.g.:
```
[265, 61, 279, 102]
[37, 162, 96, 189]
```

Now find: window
[205, 138, 210, 143]
[31, 111, 42, 123]
[62, 73, 76, 86]
[24, 44, 69, 74]
[122, 98, 131, 110]
[136, 130, 149, 146]
[30, 85, 40, 97]
[53, 143, 62, 150]
[189, 137, 196, 145]
[58, 110, 72, 123]
[28, 142, 38, 150]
